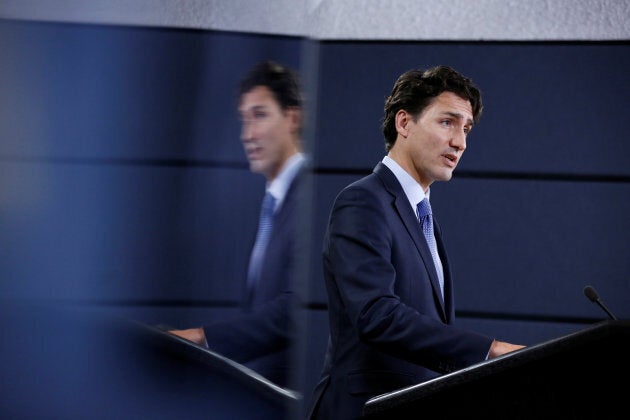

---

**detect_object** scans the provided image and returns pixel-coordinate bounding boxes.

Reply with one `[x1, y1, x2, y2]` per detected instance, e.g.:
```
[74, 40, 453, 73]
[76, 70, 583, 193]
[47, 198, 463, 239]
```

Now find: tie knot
[417, 198, 432, 219]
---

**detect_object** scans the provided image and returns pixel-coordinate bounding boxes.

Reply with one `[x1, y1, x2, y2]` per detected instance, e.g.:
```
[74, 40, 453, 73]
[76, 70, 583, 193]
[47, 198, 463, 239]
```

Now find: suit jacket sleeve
[202, 291, 293, 363]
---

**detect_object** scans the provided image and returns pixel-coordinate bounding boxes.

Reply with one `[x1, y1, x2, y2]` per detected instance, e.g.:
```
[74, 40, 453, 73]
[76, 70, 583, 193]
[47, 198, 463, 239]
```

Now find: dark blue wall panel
[306, 174, 630, 321]
[314, 41, 630, 176]
[452, 317, 587, 347]
[0, 20, 303, 162]
[0, 162, 264, 302]
[434, 177, 630, 319]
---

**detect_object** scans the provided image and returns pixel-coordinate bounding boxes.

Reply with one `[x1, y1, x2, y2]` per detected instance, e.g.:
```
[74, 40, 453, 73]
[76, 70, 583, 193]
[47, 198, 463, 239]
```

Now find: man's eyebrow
[441, 111, 474, 126]
[242, 104, 267, 111]
[238, 104, 267, 116]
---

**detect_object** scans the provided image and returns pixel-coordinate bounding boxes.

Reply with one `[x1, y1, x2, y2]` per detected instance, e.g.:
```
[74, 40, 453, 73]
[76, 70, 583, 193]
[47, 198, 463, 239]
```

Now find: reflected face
[393, 91, 473, 191]
[238, 86, 300, 181]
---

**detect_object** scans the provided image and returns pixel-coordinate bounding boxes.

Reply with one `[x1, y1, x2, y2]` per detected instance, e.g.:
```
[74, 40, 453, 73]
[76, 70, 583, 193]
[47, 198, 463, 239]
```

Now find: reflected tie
[247, 191, 276, 293]
[417, 198, 444, 298]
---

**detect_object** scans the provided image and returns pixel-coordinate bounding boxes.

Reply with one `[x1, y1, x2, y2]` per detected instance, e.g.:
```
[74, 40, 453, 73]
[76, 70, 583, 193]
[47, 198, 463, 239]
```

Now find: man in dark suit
[307, 65, 524, 419]
[169, 60, 307, 389]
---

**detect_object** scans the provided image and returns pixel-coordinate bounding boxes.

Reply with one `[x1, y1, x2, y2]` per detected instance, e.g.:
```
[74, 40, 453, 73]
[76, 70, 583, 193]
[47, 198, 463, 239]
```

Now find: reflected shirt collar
[266, 153, 305, 210]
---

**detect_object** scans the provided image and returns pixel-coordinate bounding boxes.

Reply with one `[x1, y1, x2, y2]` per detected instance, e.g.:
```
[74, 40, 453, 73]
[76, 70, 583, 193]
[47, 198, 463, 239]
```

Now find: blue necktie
[247, 191, 276, 293]
[417, 198, 444, 298]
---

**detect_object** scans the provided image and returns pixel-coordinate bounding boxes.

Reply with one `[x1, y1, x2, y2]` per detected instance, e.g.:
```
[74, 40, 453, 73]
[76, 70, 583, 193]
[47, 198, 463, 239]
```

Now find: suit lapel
[374, 163, 447, 319]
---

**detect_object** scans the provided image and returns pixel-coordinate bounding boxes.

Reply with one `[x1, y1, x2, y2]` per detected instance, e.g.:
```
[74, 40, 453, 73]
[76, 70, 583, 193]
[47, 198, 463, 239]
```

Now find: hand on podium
[488, 340, 525, 359]
[169, 327, 207, 347]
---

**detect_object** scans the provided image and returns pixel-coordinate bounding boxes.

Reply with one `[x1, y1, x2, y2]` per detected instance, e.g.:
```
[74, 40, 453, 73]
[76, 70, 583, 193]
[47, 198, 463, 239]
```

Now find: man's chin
[249, 161, 267, 176]
[435, 170, 454, 182]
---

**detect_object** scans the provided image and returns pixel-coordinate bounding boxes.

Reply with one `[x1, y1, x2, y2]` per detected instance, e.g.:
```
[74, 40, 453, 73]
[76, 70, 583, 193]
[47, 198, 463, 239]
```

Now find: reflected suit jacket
[202, 166, 307, 388]
[308, 162, 493, 419]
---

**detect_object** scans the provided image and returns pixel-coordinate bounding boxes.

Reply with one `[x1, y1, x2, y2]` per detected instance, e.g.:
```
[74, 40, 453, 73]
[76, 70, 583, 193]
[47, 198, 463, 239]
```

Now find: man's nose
[452, 131, 467, 151]
[241, 122, 253, 142]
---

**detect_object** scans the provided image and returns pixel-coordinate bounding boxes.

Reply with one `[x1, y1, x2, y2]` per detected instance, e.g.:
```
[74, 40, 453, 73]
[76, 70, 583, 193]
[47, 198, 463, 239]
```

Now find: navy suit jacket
[308, 162, 493, 419]
[202, 166, 307, 389]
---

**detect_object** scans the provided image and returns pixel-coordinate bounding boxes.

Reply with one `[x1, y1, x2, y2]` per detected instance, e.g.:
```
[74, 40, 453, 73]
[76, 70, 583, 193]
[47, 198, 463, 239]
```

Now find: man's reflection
[169, 60, 307, 390]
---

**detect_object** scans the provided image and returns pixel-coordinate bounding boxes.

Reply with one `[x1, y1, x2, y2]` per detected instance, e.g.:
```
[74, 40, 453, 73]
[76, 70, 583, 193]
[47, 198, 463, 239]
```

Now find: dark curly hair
[238, 60, 302, 110]
[381, 65, 483, 151]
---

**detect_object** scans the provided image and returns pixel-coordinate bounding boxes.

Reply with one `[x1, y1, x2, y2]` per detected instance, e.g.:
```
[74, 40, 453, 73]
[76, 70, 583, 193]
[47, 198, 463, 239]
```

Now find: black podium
[363, 320, 630, 419]
[122, 319, 301, 419]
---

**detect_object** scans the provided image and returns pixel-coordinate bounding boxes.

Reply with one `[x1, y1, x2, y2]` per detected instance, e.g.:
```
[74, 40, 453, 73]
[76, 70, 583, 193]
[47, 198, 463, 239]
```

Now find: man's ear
[395, 109, 411, 138]
[286, 107, 302, 134]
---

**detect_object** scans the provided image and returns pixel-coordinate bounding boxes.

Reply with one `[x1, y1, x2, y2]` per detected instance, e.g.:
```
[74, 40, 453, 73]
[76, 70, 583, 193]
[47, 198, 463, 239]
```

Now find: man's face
[396, 91, 473, 191]
[238, 85, 300, 181]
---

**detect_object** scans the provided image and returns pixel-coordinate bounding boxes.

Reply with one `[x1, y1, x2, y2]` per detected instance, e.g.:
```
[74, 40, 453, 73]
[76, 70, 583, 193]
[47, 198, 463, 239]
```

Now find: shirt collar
[382, 155, 430, 212]
[267, 153, 305, 209]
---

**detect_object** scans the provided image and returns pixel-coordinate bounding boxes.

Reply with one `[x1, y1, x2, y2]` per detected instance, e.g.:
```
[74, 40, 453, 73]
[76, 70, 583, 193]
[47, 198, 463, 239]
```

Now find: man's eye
[441, 120, 451, 126]
[254, 112, 267, 119]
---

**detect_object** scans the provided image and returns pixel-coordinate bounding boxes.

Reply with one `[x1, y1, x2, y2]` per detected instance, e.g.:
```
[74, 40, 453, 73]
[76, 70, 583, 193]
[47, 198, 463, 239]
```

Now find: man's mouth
[443, 153, 458, 167]
[246, 146, 263, 159]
